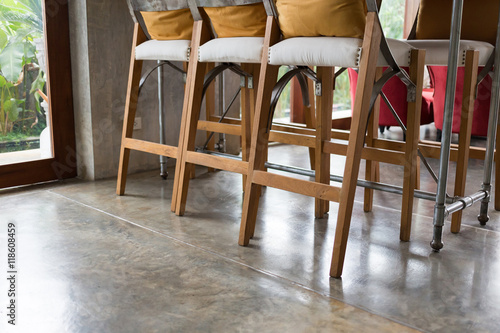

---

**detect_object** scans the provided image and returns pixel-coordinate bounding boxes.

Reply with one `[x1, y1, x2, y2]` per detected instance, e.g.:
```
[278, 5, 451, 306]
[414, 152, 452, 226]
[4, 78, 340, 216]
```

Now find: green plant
[379, 0, 405, 39]
[333, 70, 351, 110]
[0, 0, 45, 139]
[0, 75, 22, 135]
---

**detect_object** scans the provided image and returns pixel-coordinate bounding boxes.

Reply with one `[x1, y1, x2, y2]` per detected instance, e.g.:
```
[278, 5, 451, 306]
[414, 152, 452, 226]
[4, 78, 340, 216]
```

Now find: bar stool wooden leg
[241, 63, 260, 188]
[315, 67, 334, 218]
[305, 77, 317, 170]
[239, 69, 279, 244]
[400, 49, 426, 242]
[117, 23, 147, 196]
[249, 63, 260, 131]
[171, 73, 190, 211]
[451, 50, 480, 233]
[330, 13, 381, 278]
[415, 156, 420, 190]
[182, 61, 197, 181]
[239, 17, 280, 246]
[172, 21, 210, 214]
[363, 68, 382, 212]
[205, 62, 216, 174]
[248, 63, 263, 210]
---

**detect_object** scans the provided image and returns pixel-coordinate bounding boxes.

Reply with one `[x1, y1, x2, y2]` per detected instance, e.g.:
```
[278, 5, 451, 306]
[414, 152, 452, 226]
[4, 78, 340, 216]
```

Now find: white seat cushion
[268, 37, 414, 68]
[135, 40, 190, 61]
[198, 37, 264, 64]
[405, 40, 494, 66]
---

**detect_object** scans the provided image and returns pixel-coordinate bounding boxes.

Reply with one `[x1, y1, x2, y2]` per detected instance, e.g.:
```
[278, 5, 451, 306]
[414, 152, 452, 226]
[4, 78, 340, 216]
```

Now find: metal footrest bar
[444, 191, 488, 218]
[197, 149, 452, 203]
[264, 161, 451, 203]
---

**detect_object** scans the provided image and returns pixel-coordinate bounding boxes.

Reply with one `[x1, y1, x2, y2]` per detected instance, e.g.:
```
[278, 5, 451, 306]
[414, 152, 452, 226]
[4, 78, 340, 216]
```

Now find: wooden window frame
[0, 0, 76, 189]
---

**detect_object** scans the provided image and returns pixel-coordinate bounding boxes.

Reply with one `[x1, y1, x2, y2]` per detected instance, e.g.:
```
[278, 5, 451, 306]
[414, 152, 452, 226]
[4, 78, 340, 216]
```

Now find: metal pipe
[478, 4, 500, 224]
[219, 68, 226, 152]
[198, 149, 452, 203]
[444, 191, 488, 217]
[431, 0, 464, 252]
[158, 61, 167, 179]
[264, 161, 451, 203]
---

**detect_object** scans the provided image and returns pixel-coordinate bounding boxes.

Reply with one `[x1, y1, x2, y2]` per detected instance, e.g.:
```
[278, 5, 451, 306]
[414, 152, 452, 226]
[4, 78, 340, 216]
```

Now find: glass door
[0, 0, 75, 188]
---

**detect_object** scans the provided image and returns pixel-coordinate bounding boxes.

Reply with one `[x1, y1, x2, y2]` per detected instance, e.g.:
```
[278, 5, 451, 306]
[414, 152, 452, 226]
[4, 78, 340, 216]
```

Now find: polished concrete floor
[1, 133, 500, 332]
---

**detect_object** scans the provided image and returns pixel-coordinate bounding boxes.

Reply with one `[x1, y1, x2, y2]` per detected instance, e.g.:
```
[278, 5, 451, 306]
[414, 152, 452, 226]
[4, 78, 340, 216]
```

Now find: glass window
[0, 0, 50, 165]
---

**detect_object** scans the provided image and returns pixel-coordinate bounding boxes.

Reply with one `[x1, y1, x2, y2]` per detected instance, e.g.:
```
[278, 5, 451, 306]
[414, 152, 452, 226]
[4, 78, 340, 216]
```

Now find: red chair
[348, 67, 434, 134]
[410, 0, 498, 140]
[429, 65, 493, 138]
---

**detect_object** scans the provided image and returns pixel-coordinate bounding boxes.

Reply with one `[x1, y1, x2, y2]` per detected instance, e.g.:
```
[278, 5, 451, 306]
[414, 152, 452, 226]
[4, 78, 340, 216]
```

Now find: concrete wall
[69, 0, 186, 180]
[68, 0, 240, 180]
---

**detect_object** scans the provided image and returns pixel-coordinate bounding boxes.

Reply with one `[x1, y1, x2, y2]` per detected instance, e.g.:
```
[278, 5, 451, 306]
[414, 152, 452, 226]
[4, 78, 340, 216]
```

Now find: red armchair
[429, 66, 492, 138]
[348, 67, 434, 132]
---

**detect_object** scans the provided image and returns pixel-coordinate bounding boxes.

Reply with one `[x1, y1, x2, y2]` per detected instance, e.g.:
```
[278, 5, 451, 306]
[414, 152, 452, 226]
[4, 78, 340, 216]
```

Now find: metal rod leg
[431, 0, 464, 252]
[158, 61, 168, 179]
[478, 8, 500, 224]
[218, 65, 226, 152]
[478, 197, 490, 225]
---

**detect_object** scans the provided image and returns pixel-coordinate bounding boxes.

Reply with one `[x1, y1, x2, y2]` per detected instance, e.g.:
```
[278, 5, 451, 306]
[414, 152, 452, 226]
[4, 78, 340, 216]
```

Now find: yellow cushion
[416, 0, 499, 45]
[203, 3, 267, 38]
[141, 9, 194, 40]
[276, 0, 367, 39]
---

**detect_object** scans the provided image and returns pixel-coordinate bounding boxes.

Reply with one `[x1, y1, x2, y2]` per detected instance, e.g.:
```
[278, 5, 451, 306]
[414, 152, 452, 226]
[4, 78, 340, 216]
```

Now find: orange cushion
[203, 3, 267, 38]
[276, 0, 367, 39]
[141, 9, 194, 40]
[416, 0, 499, 45]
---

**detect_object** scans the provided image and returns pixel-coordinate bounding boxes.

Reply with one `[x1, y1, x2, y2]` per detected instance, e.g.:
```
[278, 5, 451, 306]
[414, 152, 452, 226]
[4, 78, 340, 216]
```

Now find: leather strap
[187, 0, 202, 21]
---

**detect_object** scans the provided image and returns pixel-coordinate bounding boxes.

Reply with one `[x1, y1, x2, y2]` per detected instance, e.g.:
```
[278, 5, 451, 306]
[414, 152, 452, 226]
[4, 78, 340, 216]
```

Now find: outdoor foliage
[379, 0, 405, 39]
[0, 0, 45, 140]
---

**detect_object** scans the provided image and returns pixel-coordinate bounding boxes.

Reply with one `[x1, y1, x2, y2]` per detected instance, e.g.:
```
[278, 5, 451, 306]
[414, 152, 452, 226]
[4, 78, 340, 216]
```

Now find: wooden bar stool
[238, 0, 426, 278]
[172, 0, 267, 215]
[172, 0, 316, 215]
[117, 0, 196, 198]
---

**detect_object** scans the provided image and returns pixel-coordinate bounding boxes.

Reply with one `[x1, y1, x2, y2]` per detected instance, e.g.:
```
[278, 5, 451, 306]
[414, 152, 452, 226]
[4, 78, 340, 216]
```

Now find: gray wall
[69, 0, 185, 180]
[68, 0, 240, 180]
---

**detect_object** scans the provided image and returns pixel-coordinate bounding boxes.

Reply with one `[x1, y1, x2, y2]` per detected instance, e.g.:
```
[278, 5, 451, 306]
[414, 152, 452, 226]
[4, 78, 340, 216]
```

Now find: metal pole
[478, 7, 500, 224]
[264, 161, 450, 202]
[445, 190, 488, 217]
[218, 67, 226, 152]
[431, 0, 464, 251]
[196, 149, 454, 203]
[158, 61, 168, 179]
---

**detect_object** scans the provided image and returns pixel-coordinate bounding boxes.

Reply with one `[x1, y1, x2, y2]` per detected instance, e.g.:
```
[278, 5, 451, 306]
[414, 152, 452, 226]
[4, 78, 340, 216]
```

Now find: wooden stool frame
[172, 3, 318, 215]
[238, 0, 427, 278]
[117, 21, 197, 197]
